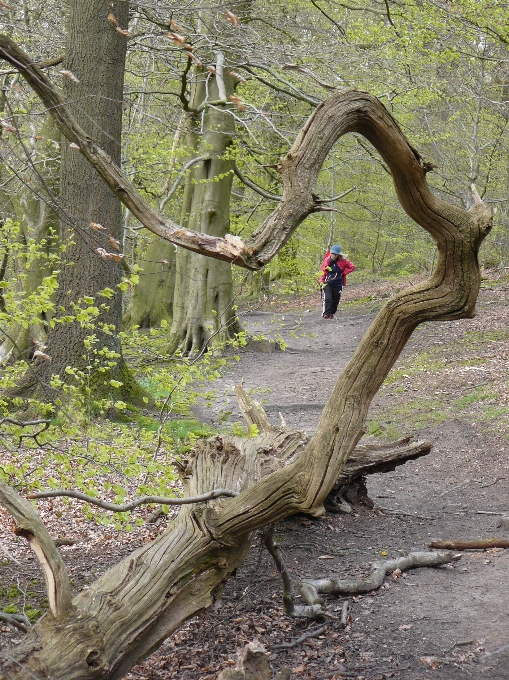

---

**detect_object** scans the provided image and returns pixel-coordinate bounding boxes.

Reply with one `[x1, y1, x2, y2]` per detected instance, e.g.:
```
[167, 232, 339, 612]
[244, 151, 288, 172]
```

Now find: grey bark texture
[3, 2, 146, 403]
[0, 116, 60, 364]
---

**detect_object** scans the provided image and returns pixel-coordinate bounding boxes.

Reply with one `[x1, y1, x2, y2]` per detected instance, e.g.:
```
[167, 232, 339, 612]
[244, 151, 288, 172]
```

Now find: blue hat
[330, 245, 342, 254]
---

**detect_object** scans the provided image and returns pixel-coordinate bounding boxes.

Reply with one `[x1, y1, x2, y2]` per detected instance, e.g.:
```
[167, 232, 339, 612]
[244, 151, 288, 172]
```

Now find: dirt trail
[194, 305, 375, 432]
[176, 284, 509, 680]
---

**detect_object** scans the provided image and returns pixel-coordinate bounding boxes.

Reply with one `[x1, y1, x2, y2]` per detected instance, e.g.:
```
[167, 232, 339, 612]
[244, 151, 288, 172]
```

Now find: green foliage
[0, 219, 59, 334]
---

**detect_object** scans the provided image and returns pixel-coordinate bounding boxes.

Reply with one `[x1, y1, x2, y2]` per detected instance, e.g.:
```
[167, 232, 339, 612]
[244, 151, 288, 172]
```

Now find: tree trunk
[122, 118, 186, 332]
[6, 1, 145, 404]
[0, 117, 60, 364]
[168, 65, 241, 354]
[122, 237, 175, 331]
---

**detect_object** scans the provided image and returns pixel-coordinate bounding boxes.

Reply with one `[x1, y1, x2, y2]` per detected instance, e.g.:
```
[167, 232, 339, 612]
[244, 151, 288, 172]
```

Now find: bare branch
[0, 52, 63, 76]
[309, 0, 347, 36]
[0, 612, 30, 633]
[0, 482, 73, 619]
[273, 625, 327, 650]
[299, 551, 461, 602]
[338, 2, 386, 17]
[282, 63, 337, 90]
[27, 488, 239, 511]
[240, 63, 321, 105]
[0, 417, 51, 428]
[159, 155, 210, 211]
[233, 164, 282, 202]
[315, 187, 355, 203]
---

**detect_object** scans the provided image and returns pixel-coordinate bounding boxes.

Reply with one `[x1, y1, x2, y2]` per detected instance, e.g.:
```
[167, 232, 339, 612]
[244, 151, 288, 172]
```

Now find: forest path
[194, 298, 375, 432]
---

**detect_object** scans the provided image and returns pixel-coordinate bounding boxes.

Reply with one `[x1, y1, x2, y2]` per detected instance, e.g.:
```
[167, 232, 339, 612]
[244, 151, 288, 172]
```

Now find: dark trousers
[322, 284, 342, 316]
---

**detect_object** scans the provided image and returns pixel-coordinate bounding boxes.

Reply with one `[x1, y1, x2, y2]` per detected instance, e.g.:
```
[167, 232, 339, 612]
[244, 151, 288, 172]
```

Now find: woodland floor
[2, 275, 509, 679]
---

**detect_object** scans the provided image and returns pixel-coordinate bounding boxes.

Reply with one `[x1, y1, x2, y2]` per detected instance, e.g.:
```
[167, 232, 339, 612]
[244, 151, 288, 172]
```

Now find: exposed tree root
[298, 551, 461, 606]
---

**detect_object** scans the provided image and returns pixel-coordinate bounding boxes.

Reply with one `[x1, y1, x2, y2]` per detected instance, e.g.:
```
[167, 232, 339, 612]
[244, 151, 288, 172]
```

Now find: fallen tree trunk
[0, 39, 494, 679]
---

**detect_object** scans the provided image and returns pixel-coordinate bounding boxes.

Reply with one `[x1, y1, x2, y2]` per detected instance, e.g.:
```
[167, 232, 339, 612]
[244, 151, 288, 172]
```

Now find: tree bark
[0, 116, 60, 364]
[3, 3, 145, 403]
[121, 236, 175, 331]
[168, 66, 241, 354]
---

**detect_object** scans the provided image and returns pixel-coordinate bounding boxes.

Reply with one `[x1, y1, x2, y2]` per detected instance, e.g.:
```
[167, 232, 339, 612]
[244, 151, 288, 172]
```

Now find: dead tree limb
[27, 488, 238, 510]
[326, 437, 432, 511]
[429, 539, 509, 550]
[0, 482, 73, 620]
[0, 40, 494, 679]
[298, 551, 461, 604]
[263, 525, 323, 619]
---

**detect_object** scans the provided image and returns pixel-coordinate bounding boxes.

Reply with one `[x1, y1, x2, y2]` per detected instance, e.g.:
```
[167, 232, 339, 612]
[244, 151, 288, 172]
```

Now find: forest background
[0, 0, 507, 677]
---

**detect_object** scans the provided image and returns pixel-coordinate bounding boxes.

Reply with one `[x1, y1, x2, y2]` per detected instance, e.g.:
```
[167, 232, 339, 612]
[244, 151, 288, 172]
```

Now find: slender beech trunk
[168, 67, 241, 354]
[121, 236, 176, 330]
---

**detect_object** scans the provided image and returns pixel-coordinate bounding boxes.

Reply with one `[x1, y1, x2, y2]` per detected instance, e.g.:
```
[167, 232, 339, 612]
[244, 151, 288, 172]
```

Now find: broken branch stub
[217, 641, 291, 680]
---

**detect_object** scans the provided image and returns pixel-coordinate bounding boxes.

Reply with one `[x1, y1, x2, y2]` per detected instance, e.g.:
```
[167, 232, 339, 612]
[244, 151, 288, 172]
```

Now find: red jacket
[319, 253, 355, 286]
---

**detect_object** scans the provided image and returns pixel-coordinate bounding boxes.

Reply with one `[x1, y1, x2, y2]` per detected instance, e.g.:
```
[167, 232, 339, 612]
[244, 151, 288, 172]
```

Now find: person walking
[319, 245, 355, 319]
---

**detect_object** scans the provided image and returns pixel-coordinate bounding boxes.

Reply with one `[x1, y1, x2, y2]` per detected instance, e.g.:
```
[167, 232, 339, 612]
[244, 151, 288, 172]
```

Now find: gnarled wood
[298, 551, 461, 602]
[0, 35, 494, 680]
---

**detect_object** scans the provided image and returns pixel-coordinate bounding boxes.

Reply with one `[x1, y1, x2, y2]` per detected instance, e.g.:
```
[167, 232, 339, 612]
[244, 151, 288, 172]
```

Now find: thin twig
[476, 510, 507, 515]
[339, 599, 350, 628]
[376, 506, 436, 521]
[481, 477, 504, 488]
[272, 625, 327, 650]
[0, 612, 30, 633]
